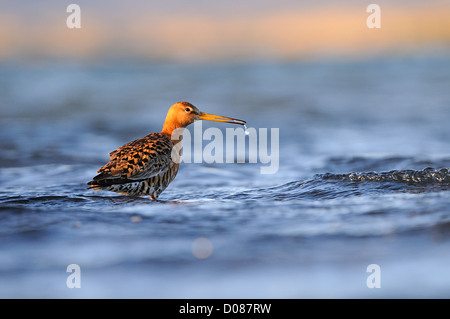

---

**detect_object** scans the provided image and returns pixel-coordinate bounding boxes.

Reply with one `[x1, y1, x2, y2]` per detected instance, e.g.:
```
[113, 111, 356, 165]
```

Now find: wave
[317, 167, 450, 184]
[226, 167, 450, 201]
[1, 165, 448, 206]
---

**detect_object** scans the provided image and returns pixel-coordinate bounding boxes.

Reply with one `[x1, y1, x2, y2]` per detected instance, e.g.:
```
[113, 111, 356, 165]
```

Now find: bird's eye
[185, 107, 191, 112]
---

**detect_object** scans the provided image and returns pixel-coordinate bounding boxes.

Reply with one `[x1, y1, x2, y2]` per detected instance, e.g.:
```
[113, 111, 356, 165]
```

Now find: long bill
[199, 112, 246, 125]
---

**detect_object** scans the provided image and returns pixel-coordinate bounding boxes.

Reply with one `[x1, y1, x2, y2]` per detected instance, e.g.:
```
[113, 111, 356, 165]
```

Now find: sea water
[0, 56, 449, 297]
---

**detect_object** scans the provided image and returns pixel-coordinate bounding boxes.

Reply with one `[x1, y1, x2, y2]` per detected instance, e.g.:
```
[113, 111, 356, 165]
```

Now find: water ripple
[318, 167, 450, 184]
[226, 167, 450, 201]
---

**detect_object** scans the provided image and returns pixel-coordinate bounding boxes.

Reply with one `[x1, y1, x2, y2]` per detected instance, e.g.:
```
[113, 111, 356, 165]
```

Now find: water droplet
[131, 215, 142, 223]
[244, 124, 250, 135]
[192, 237, 213, 259]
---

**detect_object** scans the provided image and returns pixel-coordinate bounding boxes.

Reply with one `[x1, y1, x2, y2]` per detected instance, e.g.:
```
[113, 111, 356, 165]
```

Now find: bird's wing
[92, 133, 174, 182]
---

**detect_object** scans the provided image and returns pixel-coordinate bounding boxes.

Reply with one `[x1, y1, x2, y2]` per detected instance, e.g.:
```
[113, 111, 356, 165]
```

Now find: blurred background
[1, 0, 449, 62]
[1, 0, 450, 298]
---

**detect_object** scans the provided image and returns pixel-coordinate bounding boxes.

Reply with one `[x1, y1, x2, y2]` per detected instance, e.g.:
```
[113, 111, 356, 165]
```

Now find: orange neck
[161, 124, 186, 145]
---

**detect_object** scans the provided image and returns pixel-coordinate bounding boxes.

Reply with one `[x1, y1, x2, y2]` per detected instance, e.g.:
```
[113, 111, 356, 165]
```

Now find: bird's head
[162, 101, 246, 135]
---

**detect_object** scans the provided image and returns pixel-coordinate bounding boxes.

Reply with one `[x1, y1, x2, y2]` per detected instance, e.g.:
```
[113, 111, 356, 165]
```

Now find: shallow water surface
[0, 56, 449, 298]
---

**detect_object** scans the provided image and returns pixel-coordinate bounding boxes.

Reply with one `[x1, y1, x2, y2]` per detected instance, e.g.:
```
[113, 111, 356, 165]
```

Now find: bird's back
[87, 132, 179, 199]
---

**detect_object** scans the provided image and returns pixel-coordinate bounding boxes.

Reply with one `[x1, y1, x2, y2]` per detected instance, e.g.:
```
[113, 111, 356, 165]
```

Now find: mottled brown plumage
[87, 101, 246, 200]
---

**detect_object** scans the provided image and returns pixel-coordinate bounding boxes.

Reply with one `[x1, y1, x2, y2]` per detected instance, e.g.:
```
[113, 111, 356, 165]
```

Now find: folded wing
[87, 133, 173, 188]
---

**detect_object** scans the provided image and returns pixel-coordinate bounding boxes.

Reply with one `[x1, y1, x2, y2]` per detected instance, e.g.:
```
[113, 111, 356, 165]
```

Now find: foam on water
[318, 167, 450, 184]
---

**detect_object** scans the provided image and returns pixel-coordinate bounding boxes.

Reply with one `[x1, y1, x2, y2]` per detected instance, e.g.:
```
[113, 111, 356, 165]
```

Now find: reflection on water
[0, 56, 449, 298]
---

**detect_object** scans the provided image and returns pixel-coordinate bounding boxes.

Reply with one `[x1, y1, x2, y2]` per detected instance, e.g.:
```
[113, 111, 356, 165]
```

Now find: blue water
[1, 56, 450, 298]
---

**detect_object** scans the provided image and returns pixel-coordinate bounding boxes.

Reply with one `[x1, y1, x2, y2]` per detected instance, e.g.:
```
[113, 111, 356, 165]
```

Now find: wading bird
[87, 101, 246, 200]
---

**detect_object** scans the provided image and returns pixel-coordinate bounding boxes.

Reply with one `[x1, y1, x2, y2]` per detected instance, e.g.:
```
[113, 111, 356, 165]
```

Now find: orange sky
[0, 2, 449, 62]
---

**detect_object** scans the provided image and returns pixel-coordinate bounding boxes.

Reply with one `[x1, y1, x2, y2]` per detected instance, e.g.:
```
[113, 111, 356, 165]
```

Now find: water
[244, 124, 250, 135]
[1, 56, 450, 298]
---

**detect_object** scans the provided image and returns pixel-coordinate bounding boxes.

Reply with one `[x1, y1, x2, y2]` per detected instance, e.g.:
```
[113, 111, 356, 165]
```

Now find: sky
[0, 0, 449, 62]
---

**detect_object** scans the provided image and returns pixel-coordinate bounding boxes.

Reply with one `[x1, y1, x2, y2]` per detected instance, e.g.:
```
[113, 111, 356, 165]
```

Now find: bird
[87, 101, 246, 200]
